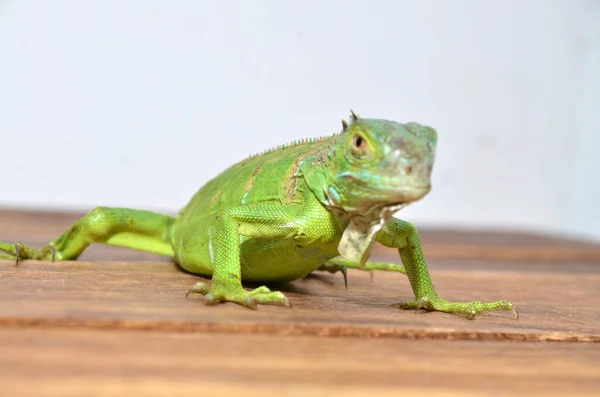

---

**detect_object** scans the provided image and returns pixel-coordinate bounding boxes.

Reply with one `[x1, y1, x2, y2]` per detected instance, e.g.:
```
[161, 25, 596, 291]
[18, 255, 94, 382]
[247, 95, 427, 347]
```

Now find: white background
[1, 1, 599, 240]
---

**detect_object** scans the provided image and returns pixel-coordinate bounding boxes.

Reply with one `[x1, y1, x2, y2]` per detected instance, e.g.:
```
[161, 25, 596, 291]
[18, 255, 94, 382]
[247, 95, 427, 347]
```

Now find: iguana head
[298, 110, 437, 264]
[326, 111, 437, 213]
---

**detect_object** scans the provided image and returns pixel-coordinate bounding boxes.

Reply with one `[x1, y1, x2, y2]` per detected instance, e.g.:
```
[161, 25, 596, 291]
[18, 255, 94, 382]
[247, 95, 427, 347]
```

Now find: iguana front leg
[377, 218, 516, 319]
[187, 204, 302, 309]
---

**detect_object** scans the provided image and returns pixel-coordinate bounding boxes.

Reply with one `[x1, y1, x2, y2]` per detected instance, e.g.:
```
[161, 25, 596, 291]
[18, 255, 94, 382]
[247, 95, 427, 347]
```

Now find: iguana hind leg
[320, 257, 406, 274]
[0, 207, 175, 262]
[316, 257, 407, 288]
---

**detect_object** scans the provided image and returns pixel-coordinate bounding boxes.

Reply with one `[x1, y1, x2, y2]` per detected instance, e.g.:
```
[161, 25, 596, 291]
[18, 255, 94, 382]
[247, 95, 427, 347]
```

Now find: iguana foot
[395, 296, 517, 320]
[0, 242, 54, 264]
[186, 282, 290, 309]
[315, 258, 408, 289]
[316, 262, 349, 289]
[323, 258, 406, 274]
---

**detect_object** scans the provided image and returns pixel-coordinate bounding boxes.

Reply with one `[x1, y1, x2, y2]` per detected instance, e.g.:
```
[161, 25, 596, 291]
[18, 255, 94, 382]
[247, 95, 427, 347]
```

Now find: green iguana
[0, 111, 515, 319]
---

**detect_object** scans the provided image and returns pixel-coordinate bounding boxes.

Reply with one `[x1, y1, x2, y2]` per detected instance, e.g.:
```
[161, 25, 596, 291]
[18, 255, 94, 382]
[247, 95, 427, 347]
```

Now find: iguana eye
[353, 135, 365, 149]
[351, 134, 369, 158]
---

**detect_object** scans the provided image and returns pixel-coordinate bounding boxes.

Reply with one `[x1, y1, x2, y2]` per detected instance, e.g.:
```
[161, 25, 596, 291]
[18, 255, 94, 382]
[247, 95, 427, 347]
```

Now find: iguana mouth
[337, 171, 431, 195]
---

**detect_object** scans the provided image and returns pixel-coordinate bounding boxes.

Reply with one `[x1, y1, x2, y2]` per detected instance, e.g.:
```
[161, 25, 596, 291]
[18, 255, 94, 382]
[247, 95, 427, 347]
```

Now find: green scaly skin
[0, 111, 515, 319]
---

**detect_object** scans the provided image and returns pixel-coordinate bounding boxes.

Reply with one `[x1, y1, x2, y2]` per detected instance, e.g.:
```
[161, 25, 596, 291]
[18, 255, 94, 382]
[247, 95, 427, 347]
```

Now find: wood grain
[1, 329, 599, 397]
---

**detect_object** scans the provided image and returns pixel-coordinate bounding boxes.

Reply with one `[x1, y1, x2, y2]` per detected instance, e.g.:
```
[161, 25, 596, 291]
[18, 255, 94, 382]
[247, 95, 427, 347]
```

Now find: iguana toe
[0, 241, 55, 264]
[0, 242, 33, 265]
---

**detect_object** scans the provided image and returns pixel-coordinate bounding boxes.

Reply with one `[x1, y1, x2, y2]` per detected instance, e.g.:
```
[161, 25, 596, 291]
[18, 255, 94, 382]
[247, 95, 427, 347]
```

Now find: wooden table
[1, 209, 599, 396]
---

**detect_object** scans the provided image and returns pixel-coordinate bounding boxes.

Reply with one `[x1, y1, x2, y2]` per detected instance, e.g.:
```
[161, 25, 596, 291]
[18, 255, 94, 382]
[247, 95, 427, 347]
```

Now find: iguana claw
[511, 305, 520, 321]
[15, 243, 22, 266]
[315, 262, 348, 289]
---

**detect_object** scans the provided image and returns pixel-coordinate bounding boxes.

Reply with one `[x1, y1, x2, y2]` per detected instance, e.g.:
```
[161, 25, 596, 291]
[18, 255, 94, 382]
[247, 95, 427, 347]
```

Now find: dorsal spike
[341, 119, 348, 131]
[350, 110, 359, 121]
[247, 131, 339, 158]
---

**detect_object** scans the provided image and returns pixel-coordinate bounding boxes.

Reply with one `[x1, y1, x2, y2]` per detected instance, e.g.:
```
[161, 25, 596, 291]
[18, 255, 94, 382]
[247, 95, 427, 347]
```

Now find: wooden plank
[1, 209, 599, 342]
[1, 328, 599, 397]
[1, 258, 598, 342]
[1, 209, 599, 396]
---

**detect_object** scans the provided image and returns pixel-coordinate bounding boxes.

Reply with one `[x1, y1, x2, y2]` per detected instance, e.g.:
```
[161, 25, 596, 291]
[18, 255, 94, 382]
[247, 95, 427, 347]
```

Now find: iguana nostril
[405, 165, 414, 175]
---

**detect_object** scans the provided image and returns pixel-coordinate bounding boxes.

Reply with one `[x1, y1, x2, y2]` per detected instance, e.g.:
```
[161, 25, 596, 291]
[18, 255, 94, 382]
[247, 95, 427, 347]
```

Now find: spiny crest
[247, 110, 359, 159]
[248, 133, 339, 159]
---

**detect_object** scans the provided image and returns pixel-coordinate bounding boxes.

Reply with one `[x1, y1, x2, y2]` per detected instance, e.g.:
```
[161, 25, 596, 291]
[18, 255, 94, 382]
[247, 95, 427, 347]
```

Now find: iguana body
[1, 112, 514, 318]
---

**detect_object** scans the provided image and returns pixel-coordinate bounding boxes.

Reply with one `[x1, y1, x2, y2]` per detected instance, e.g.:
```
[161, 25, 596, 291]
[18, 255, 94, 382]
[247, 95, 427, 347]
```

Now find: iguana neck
[298, 150, 404, 267]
